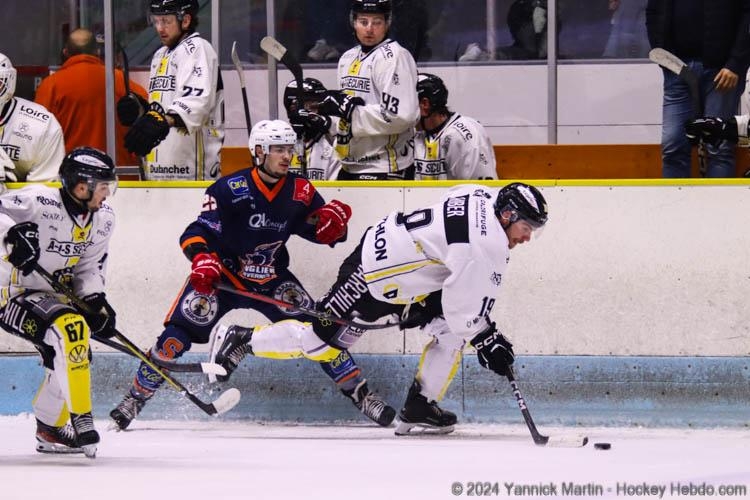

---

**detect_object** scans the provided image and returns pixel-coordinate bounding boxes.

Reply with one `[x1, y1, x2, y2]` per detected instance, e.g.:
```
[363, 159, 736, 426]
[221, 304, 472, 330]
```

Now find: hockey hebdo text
[448, 481, 748, 498]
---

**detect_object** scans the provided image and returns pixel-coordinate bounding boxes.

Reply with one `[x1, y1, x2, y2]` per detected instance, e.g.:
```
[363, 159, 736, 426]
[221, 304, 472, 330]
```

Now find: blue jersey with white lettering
[180, 167, 325, 286]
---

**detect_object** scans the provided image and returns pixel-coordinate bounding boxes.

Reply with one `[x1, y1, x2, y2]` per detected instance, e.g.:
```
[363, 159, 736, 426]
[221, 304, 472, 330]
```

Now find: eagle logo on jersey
[181, 291, 219, 325]
[239, 241, 283, 283]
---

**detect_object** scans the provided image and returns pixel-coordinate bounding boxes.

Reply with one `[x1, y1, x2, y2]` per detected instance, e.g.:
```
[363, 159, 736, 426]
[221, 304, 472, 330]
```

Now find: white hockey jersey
[0, 185, 115, 305]
[414, 113, 497, 180]
[361, 184, 508, 340]
[144, 33, 224, 181]
[289, 137, 341, 180]
[334, 39, 419, 176]
[0, 97, 64, 182]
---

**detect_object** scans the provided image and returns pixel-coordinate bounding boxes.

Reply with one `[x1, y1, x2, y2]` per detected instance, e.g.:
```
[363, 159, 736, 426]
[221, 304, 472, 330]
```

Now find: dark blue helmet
[60, 147, 117, 198]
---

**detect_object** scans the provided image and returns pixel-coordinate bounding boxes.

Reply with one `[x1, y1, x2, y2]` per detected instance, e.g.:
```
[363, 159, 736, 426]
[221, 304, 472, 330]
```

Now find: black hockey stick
[506, 368, 588, 447]
[32, 264, 240, 416]
[260, 35, 308, 176]
[214, 282, 405, 330]
[119, 45, 148, 180]
[231, 41, 252, 137]
[649, 48, 707, 176]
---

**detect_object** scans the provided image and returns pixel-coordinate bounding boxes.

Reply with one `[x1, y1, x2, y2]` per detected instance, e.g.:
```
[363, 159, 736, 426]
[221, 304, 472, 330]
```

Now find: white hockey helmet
[248, 119, 297, 159]
[0, 53, 17, 109]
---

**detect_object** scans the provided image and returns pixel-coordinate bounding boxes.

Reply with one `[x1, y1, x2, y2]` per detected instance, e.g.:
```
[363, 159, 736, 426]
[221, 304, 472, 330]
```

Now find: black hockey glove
[685, 117, 739, 146]
[125, 105, 170, 156]
[470, 322, 515, 377]
[291, 110, 332, 143]
[81, 293, 117, 339]
[117, 92, 148, 126]
[317, 92, 364, 122]
[4, 221, 40, 276]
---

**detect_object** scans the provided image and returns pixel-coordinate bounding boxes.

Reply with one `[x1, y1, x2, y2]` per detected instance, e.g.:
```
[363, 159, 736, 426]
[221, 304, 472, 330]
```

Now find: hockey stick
[260, 35, 308, 176]
[506, 369, 588, 447]
[214, 282, 405, 330]
[649, 48, 707, 176]
[119, 45, 148, 180]
[32, 264, 240, 416]
[231, 41, 252, 137]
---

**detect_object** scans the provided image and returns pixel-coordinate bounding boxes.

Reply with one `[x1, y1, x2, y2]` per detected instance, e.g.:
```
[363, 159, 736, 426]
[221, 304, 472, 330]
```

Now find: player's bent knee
[252, 320, 342, 362]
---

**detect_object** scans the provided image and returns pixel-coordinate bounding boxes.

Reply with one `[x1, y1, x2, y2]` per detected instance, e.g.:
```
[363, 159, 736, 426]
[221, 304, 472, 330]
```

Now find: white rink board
[1, 184, 749, 356]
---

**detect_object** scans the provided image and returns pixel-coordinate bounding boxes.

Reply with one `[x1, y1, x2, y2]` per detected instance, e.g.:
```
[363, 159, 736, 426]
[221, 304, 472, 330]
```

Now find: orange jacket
[34, 54, 148, 167]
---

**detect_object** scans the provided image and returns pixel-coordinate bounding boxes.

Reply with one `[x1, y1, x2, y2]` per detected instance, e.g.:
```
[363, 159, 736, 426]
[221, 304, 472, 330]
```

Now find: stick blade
[545, 434, 589, 448]
[200, 362, 227, 376]
[648, 48, 686, 75]
[210, 388, 241, 416]
[260, 36, 287, 62]
[231, 41, 240, 66]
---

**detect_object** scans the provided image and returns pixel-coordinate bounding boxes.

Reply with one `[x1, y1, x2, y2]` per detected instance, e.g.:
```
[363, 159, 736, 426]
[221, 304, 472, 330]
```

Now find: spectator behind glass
[602, 0, 649, 58]
[34, 28, 148, 167]
[646, 0, 750, 178]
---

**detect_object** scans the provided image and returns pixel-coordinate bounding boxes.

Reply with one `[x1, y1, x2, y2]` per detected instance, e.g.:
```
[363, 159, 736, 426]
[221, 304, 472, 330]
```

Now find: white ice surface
[0, 415, 748, 500]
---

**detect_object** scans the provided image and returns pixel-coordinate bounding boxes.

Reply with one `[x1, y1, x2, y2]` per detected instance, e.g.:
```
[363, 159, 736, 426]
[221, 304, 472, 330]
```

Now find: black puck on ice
[594, 442, 611, 450]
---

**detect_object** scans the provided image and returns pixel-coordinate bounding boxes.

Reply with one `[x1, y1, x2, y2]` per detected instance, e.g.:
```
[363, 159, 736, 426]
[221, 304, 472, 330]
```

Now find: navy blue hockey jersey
[181, 167, 326, 286]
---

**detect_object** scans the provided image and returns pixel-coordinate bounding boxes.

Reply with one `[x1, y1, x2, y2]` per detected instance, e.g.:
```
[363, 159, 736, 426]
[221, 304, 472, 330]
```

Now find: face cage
[0, 72, 16, 106]
[86, 177, 118, 198]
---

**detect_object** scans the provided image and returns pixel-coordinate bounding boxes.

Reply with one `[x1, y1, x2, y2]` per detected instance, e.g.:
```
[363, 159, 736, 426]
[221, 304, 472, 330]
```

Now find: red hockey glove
[311, 200, 352, 244]
[190, 253, 222, 295]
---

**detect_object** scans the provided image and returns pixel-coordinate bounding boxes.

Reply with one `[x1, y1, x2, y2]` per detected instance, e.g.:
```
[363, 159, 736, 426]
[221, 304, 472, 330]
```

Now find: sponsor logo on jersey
[478, 198, 488, 235]
[490, 272, 502, 286]
[453, 121, 473, 141]
[373, 218, 388, 261]
[292, 178, 314, 205]
[227, 176, 249, 196]
[192, 65, 202, 77]
[175, 100, 192, 115]
[181, 291, 219, 325]
[36, 196, 62, 208]
[184, 38, 197, 55]
[197, 215, 221, 232]
[382, 43, 394, 59]
[97, 219, 113, 237]
[19, 104, 50, 121]
[272, 281, 313, 316]
[46, 239, 92, 257]
[12, 128, 33, 142]
[41, 211, 63, 221]
[238, 241, 282, 283]
[340, 76, 371, 93]
[392, 73, 399, 85]
[149, 75, 176, 92]
[414, 159, 446, 176]
[68, 344, 88, 364]
[248, 213, 288, 232]
[1, 144, 20, 161]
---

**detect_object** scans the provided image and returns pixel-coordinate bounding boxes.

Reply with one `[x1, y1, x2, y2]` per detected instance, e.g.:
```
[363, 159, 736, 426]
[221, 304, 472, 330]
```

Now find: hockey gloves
[290, 110, 332, 143]
[117, 92, 148, 126]
[470, 322, 515, 377]
[82, 293, 117, 339]
[317, 92, 364, 123]
[125, 105, 170, 156]
[685, 117, 739, 146]
[190, 252, 222, 295]
[311, 200, 352, 245]
[4, 221, 40, 276]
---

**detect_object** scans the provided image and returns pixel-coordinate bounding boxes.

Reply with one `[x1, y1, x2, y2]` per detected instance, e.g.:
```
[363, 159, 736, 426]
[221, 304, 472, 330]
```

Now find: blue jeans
[661, 62, 745, 178]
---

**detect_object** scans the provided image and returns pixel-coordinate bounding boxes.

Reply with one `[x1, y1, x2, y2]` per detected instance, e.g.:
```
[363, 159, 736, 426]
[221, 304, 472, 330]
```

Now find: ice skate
[394, 380, 457, 436]
[342, 379, 396, 427]
[70, 412, 99, 458]
[109, 391, 148, 431]
[209, 324, 254, 383]
[35, 419, 84, 454]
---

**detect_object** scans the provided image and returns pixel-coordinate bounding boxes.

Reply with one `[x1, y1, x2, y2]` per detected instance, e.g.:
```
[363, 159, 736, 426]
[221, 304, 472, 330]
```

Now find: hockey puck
[594, 442, 611, 450]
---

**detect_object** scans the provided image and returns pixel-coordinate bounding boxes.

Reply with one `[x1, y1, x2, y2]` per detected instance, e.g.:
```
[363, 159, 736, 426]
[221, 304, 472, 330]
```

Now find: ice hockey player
[118, 0, 224, 180]
[283, 77, 341, 180]
[686, 114, 750, 146]
[0, 53, 65, 186]
[0, 147, 119, 458]
[111, 120, 395, 430]
[315, 0, 419, 180]
[210, 182, 548, 435]
[414, 73, 498, 180]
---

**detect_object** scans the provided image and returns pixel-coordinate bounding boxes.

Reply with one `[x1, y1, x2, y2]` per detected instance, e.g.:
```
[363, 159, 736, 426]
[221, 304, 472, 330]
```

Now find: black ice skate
[342, 379, 396, 427]
[110, 391, 149, 431]
[70, 412, 100, 458]
[35, 419, 83, 454]
[210, 325, 254, 382]
[395, 380, 457, 436]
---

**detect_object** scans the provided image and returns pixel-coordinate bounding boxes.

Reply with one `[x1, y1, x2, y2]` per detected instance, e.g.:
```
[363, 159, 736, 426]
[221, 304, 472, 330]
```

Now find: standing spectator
[316, 0, 419, 180]
[282, 77, 341, 180]
[646, 0, 750, 178]
[602, 0, 649, 58]
[34, 28, 149, 167]
[414, 73, 497, 180]
[0, 147, 119, 458]
[0, 52, 64, 186]
[119, 0, 224, 181]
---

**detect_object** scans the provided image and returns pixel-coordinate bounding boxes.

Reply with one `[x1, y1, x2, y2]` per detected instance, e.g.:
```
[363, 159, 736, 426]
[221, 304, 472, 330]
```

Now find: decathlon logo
[68, 344, 88, 363]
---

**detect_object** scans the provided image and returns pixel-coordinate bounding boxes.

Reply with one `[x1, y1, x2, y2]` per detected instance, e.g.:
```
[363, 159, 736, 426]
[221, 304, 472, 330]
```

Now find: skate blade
[206, 324, 229, 384]
[81, 444, 97, 459]
[36, 442, 84, 454]
[394, 420, 455, 436]
[107, 419, 127, 432]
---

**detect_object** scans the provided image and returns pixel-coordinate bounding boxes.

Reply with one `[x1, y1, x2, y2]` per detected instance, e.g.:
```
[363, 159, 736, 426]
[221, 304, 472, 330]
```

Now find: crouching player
[0, 147, 118, 457]
[210, 182, 548, 434]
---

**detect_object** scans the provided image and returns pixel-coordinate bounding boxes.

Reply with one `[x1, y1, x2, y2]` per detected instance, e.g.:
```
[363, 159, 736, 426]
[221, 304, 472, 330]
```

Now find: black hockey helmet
[494, 182, 548, 228]
[60, 147, 118, 198]
[283, 78, 327, 115]
[351, 0, 392, 20]
[150, 0, 198, 16]
[417, 73, 448, 111]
